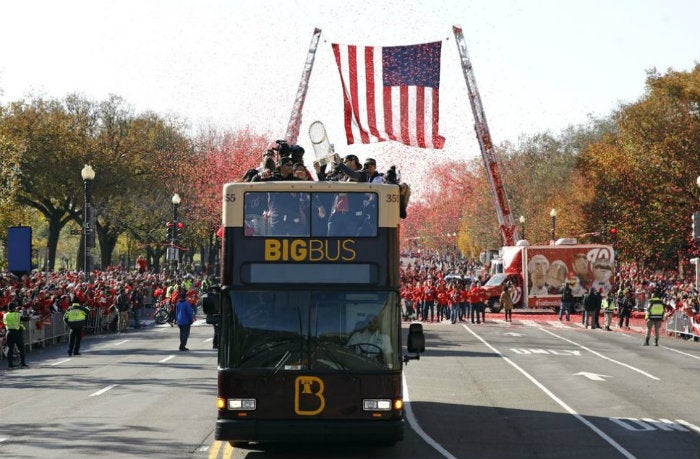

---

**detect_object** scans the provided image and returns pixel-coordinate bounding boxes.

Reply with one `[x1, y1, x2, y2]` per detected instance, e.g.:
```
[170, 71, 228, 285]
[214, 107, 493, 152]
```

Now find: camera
[383, 165, 399, 185]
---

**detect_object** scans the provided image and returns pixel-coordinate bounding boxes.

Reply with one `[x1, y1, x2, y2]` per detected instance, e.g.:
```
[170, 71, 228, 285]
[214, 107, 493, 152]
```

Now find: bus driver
[347, 314, 393, 364]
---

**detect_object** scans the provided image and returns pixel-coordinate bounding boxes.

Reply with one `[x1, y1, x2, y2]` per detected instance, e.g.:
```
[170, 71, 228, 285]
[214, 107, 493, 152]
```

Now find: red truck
[481, 240, 615, 312]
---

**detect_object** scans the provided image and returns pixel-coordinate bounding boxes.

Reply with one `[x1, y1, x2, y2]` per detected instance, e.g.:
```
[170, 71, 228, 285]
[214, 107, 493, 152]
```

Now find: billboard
[522, 245, 615, 308]
[7, 226, 32, 275]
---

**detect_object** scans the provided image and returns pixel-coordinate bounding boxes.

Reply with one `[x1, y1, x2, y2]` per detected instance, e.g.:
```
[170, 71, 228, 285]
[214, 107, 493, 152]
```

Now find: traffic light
[693, 212, 700, 241]
[166, 221, 173, 241]
[175, 221, 184, 242]
[609, 227, 618, 245]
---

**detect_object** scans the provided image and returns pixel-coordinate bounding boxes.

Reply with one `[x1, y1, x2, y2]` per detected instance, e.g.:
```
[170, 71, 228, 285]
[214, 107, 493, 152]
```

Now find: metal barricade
[665, 310, 700, 341]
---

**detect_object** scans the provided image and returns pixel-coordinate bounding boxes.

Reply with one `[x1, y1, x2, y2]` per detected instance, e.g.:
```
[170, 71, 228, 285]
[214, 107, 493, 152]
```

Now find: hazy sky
[1, 0, 698, 174]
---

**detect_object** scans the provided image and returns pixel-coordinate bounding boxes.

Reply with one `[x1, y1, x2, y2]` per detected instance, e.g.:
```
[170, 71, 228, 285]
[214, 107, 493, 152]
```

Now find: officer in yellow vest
[64, 302, 90, 356]
[643, 289, 666, 346]
[3, 303, 28, 368]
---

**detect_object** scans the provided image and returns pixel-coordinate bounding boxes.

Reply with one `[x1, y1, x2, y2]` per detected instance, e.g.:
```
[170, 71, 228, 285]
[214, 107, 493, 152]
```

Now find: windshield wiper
[314, 340, 358, 381]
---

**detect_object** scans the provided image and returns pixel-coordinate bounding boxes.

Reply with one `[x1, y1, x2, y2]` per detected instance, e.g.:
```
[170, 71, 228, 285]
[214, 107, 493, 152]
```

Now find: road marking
[510, 348, 581, 356]
[463, 324, 636, 459]
[574, 371, 611, 381]
[661, 345, 700, 360]
[89, 384, 118, 397]
[208, 440, 222, 458]
[0, 438, 7, 443]
[203, 337, 213, 343]
[52, 358, 71, 365]
[159, 355, 176, 363]
[610, 417, 693, 432]
[113, 340, 129, 346]
[538, 328, 660, 380]
[403, 373, 458, 459]
[504, 332, 522, 337]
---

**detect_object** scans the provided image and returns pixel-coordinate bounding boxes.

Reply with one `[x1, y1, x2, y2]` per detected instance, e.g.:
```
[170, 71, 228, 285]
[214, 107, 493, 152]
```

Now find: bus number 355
[386, 194, 399, 203]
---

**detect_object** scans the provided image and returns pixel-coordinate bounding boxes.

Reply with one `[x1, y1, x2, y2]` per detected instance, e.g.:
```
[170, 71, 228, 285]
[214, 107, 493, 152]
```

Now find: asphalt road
[2, 313, 699, 459]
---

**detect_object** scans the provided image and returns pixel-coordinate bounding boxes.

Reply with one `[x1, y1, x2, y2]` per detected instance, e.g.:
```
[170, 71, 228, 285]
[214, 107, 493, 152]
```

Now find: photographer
[383, 166, 411, 219]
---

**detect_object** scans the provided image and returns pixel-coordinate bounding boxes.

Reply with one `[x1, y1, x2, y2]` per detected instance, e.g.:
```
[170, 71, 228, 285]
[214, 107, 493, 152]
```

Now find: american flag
[332, 41, 445, 149]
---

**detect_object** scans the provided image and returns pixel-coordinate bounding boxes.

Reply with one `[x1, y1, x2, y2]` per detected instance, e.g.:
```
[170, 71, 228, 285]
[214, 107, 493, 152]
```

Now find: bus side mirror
[201, 292, 220, 315]
[404, 323, 425, 364]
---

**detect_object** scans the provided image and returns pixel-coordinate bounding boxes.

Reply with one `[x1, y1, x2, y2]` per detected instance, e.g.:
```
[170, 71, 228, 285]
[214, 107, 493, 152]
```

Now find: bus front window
[228, 291, 399, 371]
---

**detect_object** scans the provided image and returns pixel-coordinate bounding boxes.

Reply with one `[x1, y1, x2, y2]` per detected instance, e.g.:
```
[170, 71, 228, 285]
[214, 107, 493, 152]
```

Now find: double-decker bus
[203, 180, 424, 446]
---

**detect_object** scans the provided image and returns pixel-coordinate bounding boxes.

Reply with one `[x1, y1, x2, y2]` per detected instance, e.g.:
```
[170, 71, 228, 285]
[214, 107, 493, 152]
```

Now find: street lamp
[171, 193, 181, 270]
[550, 208, 557, 242]
[81, 165, 95, 277]
[519, 215, 526, 240]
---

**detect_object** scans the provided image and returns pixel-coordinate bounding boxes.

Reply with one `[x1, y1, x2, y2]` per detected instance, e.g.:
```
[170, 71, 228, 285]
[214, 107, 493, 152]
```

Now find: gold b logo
[294, 376, 326, 415]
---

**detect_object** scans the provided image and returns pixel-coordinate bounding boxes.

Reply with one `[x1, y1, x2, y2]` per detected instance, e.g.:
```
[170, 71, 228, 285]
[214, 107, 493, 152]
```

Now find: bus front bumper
[216, 418, 404, 444]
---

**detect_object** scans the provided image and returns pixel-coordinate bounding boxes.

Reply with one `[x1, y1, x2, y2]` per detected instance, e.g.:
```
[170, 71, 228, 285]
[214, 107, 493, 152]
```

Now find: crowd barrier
[2, 308, 126, 360]
[665, 310, 700, 341]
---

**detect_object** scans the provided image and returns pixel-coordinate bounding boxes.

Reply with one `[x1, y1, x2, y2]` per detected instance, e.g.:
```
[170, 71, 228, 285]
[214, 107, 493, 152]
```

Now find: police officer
[643, 288, 666, 346]
[3, 303, 28, 368]
[64, 302, 90, 356]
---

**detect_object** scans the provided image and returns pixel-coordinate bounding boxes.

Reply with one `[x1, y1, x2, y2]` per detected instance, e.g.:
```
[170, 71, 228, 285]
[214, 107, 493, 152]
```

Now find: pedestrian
[643, 288, 666, 346]
[558, 280, 573, 321]
[176, 291, 195, 351]
[114, 288, 131, 333]
[602, 291, 616, 331]
[584, 287, 602, 329]
[2, 303, 28, 368]
[592, 288, 603, 328]
[467, 282, 482, 324]
[64, 302, 90, 356]
[617, 289, 635, 329]
[500, 283, 514, 322]
[130, 287, 144, 329]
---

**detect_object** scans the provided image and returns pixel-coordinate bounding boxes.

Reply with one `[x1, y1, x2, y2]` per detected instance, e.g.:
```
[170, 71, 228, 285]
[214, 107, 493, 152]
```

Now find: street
[2, 314, 699, 458]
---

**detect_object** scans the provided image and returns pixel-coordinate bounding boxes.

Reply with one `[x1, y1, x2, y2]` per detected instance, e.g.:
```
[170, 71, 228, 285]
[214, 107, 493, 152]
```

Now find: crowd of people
[399, 251, 700, 337]
[0, 265, 211, 367]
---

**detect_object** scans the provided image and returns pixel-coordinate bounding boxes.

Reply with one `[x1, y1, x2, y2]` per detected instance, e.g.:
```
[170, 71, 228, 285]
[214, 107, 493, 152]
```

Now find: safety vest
[602, 298, 616, 312]
[3, 311, 25, 330]
[646, 298, 665, 320]
[64, 305, 88, 324]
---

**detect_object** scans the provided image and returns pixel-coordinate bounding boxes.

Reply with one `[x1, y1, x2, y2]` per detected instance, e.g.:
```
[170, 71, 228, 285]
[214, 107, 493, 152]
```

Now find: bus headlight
[227, 398, 257, 410]
[363, 399, 392, 411]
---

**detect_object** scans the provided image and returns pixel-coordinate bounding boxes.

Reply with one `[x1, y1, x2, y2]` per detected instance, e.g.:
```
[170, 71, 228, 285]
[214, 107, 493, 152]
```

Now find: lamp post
[171, 193, 181, 270]
[550, 208, 557, 243]
[81, 165, 95, 278]
[519, 215, 526, 240]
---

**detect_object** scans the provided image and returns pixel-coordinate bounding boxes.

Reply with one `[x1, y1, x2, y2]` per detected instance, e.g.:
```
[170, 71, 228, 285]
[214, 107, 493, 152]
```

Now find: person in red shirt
[467, 282, 487, 324]
[422, 280, 436, 322]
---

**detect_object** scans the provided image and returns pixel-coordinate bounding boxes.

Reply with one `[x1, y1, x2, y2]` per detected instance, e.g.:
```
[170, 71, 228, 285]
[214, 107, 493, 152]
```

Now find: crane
[452, 25, 518, 246]
[283, 28, 323, 145]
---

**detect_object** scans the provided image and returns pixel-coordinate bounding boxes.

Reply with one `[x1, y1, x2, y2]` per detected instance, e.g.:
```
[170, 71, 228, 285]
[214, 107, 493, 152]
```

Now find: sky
[1, 0, 698, 189]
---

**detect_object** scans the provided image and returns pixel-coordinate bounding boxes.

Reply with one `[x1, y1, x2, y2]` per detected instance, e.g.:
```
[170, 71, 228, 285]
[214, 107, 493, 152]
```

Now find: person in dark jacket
[584, 287, 602, 329]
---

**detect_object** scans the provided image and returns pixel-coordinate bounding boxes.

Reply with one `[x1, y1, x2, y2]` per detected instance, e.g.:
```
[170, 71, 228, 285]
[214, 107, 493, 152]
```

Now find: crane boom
[452, 25, 517, 246]
[283, 27, 323, 145]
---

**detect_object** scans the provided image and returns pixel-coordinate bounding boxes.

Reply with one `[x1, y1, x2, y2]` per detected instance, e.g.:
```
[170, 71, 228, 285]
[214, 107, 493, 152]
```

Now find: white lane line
[113, 340, 129, 346]
[52, 358, 71, 365]
[203, 337, 213, 343]
[538, 328, 659, 380]
[0, 437, 6, 443]
[661, 345, 700, 360]
[402, 373, 457, 459]
[159, 355, 176, 363]
[463, 324, 636, 459]
[89, 384, 118, 397]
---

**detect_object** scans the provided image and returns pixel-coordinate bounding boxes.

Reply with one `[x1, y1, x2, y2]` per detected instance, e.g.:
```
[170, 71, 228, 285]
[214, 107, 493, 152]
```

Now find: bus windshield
[225, 290, 400, 371]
